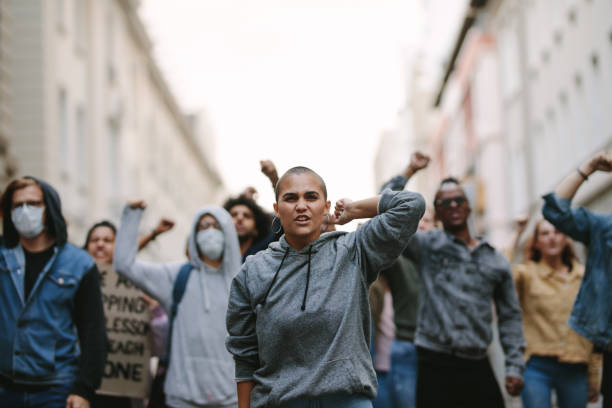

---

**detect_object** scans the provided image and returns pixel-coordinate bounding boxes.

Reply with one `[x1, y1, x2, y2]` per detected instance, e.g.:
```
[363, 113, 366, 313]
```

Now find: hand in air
[260, 160, 279, 181]
[128, 200, 146, 210]
[154, 218, 175, 235]
[587, 151, 612, 173]
[330, 198, 353, 226]
[409, 151, 431, 171]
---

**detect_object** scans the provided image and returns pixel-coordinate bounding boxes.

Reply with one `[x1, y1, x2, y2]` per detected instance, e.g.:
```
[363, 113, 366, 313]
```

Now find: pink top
[374, 291, 395, 372]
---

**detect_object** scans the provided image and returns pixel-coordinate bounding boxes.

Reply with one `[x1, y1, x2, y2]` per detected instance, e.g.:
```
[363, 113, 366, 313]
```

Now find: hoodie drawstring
[261, 248, 289, 306]
[301, 246, 312, 311]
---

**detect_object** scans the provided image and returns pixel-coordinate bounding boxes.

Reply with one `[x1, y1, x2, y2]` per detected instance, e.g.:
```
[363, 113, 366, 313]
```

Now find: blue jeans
[373, 339, 418, 408]
[279, 394, 373, 408]
[521, 355, 588, 408]
[0, 382, 72, 408]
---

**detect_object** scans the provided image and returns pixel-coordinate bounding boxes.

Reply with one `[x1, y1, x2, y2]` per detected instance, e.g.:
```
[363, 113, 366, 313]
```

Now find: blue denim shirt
[542, 192, 612, 349]
[0, 243, 93, 384]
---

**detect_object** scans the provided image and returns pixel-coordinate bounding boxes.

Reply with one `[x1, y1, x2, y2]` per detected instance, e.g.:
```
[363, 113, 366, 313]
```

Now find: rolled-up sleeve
[542, 193, 593, 245]
[226, 267, 259, 381]
[352, 190, 425, 284]
[494, 260, 526, 379]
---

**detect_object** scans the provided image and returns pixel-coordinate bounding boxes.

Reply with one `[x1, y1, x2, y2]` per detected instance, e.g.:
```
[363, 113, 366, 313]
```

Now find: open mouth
[295, 215, 310, 225]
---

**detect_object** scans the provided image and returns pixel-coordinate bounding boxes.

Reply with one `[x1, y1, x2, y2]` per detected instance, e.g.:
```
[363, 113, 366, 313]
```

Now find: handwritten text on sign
[98, 264, 151, 398]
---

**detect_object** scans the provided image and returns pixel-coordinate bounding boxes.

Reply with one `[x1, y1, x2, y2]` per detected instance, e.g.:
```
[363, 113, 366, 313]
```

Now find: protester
[511, 219, 601, 407]
[83, 218, 174, 408]
[114, 201, 240, 408]
[0, 176, 107, 408]
[226, 166, 425, 408]
[405, 176, 525, 408]
[371, 151, 432, 408]
[369, 275, 395, 408]
[223, 195, 274, 263]
[542, 150, 612, 406]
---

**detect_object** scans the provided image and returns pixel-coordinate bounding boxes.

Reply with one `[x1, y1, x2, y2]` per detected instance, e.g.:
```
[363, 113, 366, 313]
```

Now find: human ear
[325, 200, 331, 212]
[273, 203, 279, 217]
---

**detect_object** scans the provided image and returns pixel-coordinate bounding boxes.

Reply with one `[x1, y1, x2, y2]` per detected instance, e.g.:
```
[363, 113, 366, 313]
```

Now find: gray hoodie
[114, 205, 240, 408]
[226, 190, 425, 408]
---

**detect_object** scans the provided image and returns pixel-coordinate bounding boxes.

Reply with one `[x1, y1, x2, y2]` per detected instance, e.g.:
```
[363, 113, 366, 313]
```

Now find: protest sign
[97, 264, 152, 398]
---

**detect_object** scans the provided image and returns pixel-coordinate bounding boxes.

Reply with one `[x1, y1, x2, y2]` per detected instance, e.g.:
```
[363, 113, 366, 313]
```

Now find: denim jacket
[406, 229, 525, 378]
[542, 192, 612, 349]
[0, 243, 94, 384]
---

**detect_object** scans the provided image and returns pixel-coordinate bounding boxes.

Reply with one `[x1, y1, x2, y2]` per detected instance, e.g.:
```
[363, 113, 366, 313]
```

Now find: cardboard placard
[97, 264, 152, 398]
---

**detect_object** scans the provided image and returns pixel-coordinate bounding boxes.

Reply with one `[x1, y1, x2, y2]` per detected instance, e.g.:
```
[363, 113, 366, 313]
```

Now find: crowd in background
[0, 152, 611, 408]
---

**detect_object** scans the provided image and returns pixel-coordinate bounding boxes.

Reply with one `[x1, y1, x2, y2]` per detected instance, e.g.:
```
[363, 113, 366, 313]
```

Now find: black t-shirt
[24, 246, 55, 299]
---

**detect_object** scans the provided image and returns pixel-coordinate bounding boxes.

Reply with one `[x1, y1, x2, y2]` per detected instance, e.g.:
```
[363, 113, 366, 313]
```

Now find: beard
[238, 232, 256, 244]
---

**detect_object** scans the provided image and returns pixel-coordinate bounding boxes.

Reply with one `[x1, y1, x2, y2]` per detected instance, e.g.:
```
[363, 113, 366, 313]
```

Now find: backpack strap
[160, 262, 193, 366]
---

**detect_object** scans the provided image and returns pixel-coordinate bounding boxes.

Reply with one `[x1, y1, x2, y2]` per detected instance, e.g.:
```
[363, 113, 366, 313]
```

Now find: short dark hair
[83, 220, 117, 249]
[434, 176, 463, 203]
[223, 195, 271, 242]
[275, 166, 327, 201]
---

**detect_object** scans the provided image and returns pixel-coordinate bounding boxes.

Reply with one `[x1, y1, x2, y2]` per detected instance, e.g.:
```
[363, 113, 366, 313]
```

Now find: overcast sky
[140, 0, 466, 219]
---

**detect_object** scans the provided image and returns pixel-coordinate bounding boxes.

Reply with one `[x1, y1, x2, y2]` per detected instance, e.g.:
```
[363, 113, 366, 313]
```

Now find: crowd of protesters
[0, 151, 610, 408]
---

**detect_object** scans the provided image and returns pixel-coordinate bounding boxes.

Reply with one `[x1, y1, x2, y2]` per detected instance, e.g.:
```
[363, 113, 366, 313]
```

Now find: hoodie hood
[268, 230, 347, 255]
[3, 176, 67, 248]
[186, 205, 241, 287]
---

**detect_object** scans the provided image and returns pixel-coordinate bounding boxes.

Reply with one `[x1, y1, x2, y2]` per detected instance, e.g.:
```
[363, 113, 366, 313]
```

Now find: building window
[106, 6, 116, 83]
[74, 0, 87, 53]
[108, 123, 121, 203]
[56, 0, 66, 32]
[58, 88, 69, 175]
[76, 107, 88, 187]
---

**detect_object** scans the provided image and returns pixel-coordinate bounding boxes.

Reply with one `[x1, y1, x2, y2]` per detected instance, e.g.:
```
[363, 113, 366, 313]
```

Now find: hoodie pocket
[315, 358, 361, 393]
[167, 357, 235, 405]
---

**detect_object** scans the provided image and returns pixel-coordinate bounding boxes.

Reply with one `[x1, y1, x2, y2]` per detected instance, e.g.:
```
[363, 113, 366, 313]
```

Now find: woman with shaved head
[226, 166, 425, 408]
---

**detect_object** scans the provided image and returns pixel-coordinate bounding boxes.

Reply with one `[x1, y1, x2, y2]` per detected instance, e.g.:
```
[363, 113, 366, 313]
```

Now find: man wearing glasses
[403, 177, 525, 408]
[0, 177, 107, 408]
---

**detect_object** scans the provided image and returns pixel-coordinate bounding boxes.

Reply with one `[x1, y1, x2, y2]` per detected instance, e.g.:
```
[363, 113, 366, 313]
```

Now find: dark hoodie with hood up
[0, 177, 107, 401]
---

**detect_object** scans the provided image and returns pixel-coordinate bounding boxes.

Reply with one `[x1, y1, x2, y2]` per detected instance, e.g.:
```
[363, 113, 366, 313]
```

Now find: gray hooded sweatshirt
[114, 205, 240, 408]
[226, 190, 425, 408]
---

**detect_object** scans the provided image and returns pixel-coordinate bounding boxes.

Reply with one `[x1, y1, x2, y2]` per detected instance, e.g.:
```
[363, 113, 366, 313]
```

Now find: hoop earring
[271, 216, 283, 235]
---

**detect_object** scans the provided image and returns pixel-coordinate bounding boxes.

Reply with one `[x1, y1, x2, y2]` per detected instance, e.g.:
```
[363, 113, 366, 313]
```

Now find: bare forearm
[137, 231, 155, 250]
[237, 381, 254, 408]
[556, 152, 612, 199]
[555, 169, 588, 200]
[345, 196, 380, 221]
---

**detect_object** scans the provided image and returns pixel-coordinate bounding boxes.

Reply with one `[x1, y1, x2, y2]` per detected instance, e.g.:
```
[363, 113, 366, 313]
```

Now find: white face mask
[196, 228, 225, 261]
[11, 204, 45, 238]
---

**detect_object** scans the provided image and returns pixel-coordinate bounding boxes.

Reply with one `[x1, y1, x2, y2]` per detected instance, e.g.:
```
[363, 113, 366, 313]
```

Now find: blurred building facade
[429, 0, 612, 247]
[7, 0, 225, 260]
[377, 0, 612, 249]
[0, 0, 17, 185]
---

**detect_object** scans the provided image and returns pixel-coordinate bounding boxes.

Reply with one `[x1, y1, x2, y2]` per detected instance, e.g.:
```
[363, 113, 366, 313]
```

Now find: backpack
[148, 262, 193, 408]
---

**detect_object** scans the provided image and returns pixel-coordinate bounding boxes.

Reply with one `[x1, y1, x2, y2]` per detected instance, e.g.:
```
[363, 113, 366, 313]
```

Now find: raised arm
[379, 151, 430, 193]
[543, 152, 612, 244]
[113, 201, 179, 309]
[138, 217, 175, 251]
[226, 268, 259, 408]
[555, 151, 612, 199]
[335, 190, 425, 284]
[260, 159, 279, 191]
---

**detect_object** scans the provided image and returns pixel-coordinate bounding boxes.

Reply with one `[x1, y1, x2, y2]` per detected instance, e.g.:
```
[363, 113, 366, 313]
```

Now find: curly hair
[223, 195, 271, 242]
[525, 219, 577, 272]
